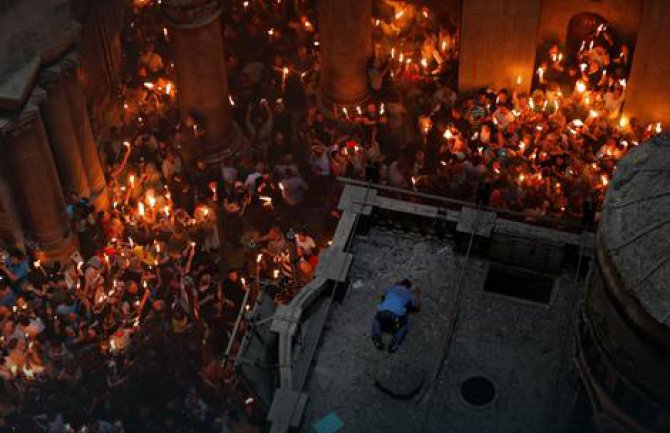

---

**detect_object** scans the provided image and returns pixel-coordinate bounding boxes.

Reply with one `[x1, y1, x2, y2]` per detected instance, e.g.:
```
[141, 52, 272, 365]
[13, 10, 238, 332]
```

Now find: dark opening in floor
[461, 376, 496, 407]
[484, 265, 554, 304]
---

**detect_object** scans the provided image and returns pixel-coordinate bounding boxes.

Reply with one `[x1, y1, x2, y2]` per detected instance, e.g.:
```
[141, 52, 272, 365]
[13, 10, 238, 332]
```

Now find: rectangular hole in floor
[484, 265, 554, 304]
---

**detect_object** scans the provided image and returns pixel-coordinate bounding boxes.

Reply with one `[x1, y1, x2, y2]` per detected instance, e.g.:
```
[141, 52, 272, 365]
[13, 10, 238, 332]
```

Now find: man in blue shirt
[0, 248, 29, 292]
[371, 279, 422, 353]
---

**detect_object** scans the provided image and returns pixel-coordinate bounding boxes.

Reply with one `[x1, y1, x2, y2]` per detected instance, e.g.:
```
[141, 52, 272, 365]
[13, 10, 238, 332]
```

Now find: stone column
[0, 93, 75, 261]
[623, 0, 670, 125]
[459, 0, 542, 94]
[0, 161, 24, 250]
[318, 0, 372, 108]
[62, 55, 109, 211]
[162, 0, 242, 167]
[39, 62, 91, 201]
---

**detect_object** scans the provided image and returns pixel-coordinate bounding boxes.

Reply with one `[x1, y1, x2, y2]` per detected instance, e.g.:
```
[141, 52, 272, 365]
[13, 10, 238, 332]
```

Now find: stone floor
[300, 226, 582, 433]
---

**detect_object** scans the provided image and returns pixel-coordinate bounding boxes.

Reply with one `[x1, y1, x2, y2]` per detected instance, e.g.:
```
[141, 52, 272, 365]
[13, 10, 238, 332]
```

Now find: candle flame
[576, 80, 586, 93]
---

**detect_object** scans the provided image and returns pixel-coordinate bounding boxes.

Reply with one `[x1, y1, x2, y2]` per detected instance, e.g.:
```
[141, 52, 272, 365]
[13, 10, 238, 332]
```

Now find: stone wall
[623, 0, 670, 125]
[459, 0, 542, 94]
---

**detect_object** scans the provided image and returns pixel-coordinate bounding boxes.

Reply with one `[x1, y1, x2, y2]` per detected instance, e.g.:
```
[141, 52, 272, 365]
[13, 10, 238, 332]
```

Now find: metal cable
[417, 204, 482, 433]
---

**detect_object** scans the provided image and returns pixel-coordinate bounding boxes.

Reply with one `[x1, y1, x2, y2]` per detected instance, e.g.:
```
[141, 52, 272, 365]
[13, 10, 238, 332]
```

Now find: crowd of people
[0, 0, 665, 431]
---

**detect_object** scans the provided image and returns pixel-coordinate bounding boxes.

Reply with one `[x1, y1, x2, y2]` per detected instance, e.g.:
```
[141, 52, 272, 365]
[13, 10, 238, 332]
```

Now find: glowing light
[395, 9, 405, 20]
[257, 253, 263, 263]
[229, 96, 235, 106]
[143, 82, 154, 90]
[443, 129, 453, 140]
[576, 80, 587, 93]
[656, 122, 663, 134]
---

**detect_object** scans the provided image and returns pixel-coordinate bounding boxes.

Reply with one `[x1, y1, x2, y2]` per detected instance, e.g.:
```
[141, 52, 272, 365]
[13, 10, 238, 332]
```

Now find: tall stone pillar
[0, 94, 75, 261]
[162, 0, 242, 167]
[39, 62, 91, 201]
[318, 0, 372, 108]
[623, 0, 670, 125]
[0, 160, 24, 250]
[62, 55, 109, 210]
[459, 0, 542, 94]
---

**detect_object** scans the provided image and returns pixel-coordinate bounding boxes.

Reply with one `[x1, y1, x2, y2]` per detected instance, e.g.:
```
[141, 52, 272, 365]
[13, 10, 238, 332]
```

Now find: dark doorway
[484, 265, 554, 304]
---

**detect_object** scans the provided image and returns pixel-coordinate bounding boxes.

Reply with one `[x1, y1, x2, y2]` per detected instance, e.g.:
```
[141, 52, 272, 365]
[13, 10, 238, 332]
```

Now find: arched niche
[536, 0, 643, 51]
[566, 12, 607, 62]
